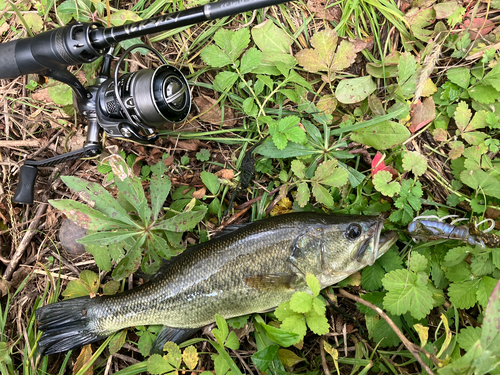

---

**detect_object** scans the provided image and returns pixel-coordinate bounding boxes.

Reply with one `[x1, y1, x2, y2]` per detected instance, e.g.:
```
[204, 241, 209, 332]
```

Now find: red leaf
[462, 18, 495, 40]
[409, 98, 436, 133]
[371, 152, 398, 178]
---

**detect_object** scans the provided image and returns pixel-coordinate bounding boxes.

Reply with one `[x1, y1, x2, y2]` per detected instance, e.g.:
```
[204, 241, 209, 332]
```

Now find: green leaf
[290, 292, 313, 313]
[24, 13, 43, 32]
[398, 52, 418, 85]
[224, 331, 240, 350]
[60, 177, 138, 227]
[306, 273, 321, 297]
[256, 139, 316, 158]
[373, 170, 401, 197]
[402, 151, 427, 176]
[240, 47, 263, 74]
[254, 315, 300, 346]
[481, 279, 500, 352]
[112, 240, 144, 280]
[150, 161, 171, 221]
[291, 160, 306, 179]
[214, 28, 250, 62]
[443, 246, 470, 267]
[108, 330, 127, 354]
[47, 80, 73, 106]
[251, 345, 280, 372]
[200, 171, 220, 195]
[448, 280, 480, 309]
[200, 44, 232, 68]
[77, 230, 139, 246]
[469, 84, 499, 104]
[305, 309, 330, 335]
[62, 279, 92, 299]
[370, 314, 403, 348]
[408, 253, 428, 273]
[483, 62, 500, 91]
[85, 244, 112, 271]
[361, 262, 385, 291]
[335, 76, 377, 104]
[153, 208, 207, 232]
[147, 354, 174, 375]
[477, 276, 498, 307]
[454, 101, 472, 132]
[214, 314, 229, 346]
[102, 280, 120, 295]
[350, 120, 410, 150]
[457, 326, 482, 350]
[242, 97, 258, 117]
[214, 71, 239, 92]
[296, 182, 310, 207]
[252, 19, 293, 54]
[312, 184, 334, 207]
[446, 67, 471, 89]
[382, 269, 433, 319]
[460, 169, 500, 199]
[471, 254, 495, 277]
[49, 200, 129, 231]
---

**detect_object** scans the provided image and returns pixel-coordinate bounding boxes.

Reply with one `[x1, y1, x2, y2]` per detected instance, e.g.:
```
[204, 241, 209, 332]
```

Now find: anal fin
[150, 326, 199, 355]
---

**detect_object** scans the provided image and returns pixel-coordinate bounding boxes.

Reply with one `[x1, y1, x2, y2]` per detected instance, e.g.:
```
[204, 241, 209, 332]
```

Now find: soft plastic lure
[408, 215, 500, 249]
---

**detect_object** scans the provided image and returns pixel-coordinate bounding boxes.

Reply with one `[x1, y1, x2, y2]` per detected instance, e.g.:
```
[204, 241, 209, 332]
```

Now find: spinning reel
[0, 0, 291, 204]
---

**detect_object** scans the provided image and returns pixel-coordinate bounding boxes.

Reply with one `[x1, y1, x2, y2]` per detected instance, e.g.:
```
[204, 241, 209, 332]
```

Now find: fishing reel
[13, 44, 191, 205]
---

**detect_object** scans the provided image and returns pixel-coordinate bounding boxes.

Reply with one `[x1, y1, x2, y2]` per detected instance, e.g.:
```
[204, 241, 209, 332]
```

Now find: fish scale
[36, 212, 397, 355]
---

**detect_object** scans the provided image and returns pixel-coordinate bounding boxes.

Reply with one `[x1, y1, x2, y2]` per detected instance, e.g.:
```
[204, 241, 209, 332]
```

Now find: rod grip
[13, 165, 39, 205]
[0, 40, 22, 79]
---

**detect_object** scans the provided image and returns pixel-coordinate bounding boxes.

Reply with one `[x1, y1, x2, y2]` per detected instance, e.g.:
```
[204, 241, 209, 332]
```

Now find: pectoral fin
[244, 274, 297, 291]
[150, 326, 199, 355]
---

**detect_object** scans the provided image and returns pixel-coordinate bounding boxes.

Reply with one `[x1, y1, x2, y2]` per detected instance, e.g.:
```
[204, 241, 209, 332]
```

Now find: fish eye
[346, 223, 362, 240]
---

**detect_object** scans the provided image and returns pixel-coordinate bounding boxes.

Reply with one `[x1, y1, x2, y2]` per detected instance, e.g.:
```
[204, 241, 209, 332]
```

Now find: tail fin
[36, 296, 107, 355]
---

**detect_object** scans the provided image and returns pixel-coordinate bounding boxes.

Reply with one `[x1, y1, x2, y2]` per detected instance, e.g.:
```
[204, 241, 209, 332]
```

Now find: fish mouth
[369, 219, 397, 265]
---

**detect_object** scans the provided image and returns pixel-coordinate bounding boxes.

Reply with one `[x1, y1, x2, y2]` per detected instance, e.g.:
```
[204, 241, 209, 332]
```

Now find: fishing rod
[0, 0, 292, 204]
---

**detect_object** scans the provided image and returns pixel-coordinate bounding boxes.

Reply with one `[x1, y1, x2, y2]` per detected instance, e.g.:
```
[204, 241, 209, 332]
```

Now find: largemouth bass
[36, 212, 397, 355]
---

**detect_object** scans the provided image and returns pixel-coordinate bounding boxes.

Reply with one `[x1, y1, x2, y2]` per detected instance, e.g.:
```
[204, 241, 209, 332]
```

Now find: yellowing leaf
[182, 345, 199, 370]
[336, 76, 377, 104]
[73, 345, 93, 375]
[278, 349, 305, 367]
[331, 40, 357, 71]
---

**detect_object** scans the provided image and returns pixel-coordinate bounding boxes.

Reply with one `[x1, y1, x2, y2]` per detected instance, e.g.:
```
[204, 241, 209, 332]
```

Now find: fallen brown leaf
[410, 97, 435, 133]
[306, 0, 341, 22]
[215, 169, 235, 180]
[194, 95, 236, 126]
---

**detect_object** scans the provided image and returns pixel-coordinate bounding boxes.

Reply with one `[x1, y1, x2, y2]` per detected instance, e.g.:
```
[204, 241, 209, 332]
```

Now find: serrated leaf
[200, 45, 232, 68]
[477, 276, 498, 307]
[47, 80, 73, 106]
[296, 182, 310, 207]
[102, 280, 120, 295]
[471, 254, 495, 277]
[398, 52, 418, 84]
[336, 76, 377, 104]
[457, 326, 482, 350]
[112, 240, 143, 280]
[290, 291, 313, 313]
[469, 84, 499, 104]
[483, 63, 500, 91]
[214, 28, 250, 62]
[200, 171, 220, 195]
[373, 170, 401, 197]
[361, 262, 385, 291]
[350, 120, 410, 150]
[306, 274, 321, 297]
[49, 200, 129, 231]
[443, 246, 470, 267]
[215, 314, 229, 345]
[85, 244, 112, 271]
[153, 208, 207, 232]
[446, 67, 471, 89]
[164, 342, 182, 368]
[291, 160, 306, 179]
[382, 269, 433, 319]
[214, 71, 239, 92]
[448, 280, 480, 309]
[73, 345, 93, 375]
[251, 345, 280, 372]
[60, 176, 138, 227]
[467, 110, 488, 131]
[330, 40, 357, 71]
[460, 169, 500, 199]
[296, 28, 337, 73]
[77, 230, 139, 246]
[312, 184, 334, 207]
[150, 161, 171, 221]
[408, 253, 428, 273]
[454, 101, 472, 132]
[481, 279, 500, 352]
[240, 47, 263, 74]
[370, 314, 403, 347]
[252, 19, 293, 54]
[62, 280, 91, 299]
[402, 151, 427, 176]
[305, 309, 330, 335]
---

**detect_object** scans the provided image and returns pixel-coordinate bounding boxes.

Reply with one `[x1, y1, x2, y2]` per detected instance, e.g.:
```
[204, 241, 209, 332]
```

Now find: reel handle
[13, 165, 39, 205]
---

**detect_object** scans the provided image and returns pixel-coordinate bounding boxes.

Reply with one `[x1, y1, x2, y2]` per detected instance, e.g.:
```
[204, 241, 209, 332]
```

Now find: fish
[36, 212, 397, 355]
